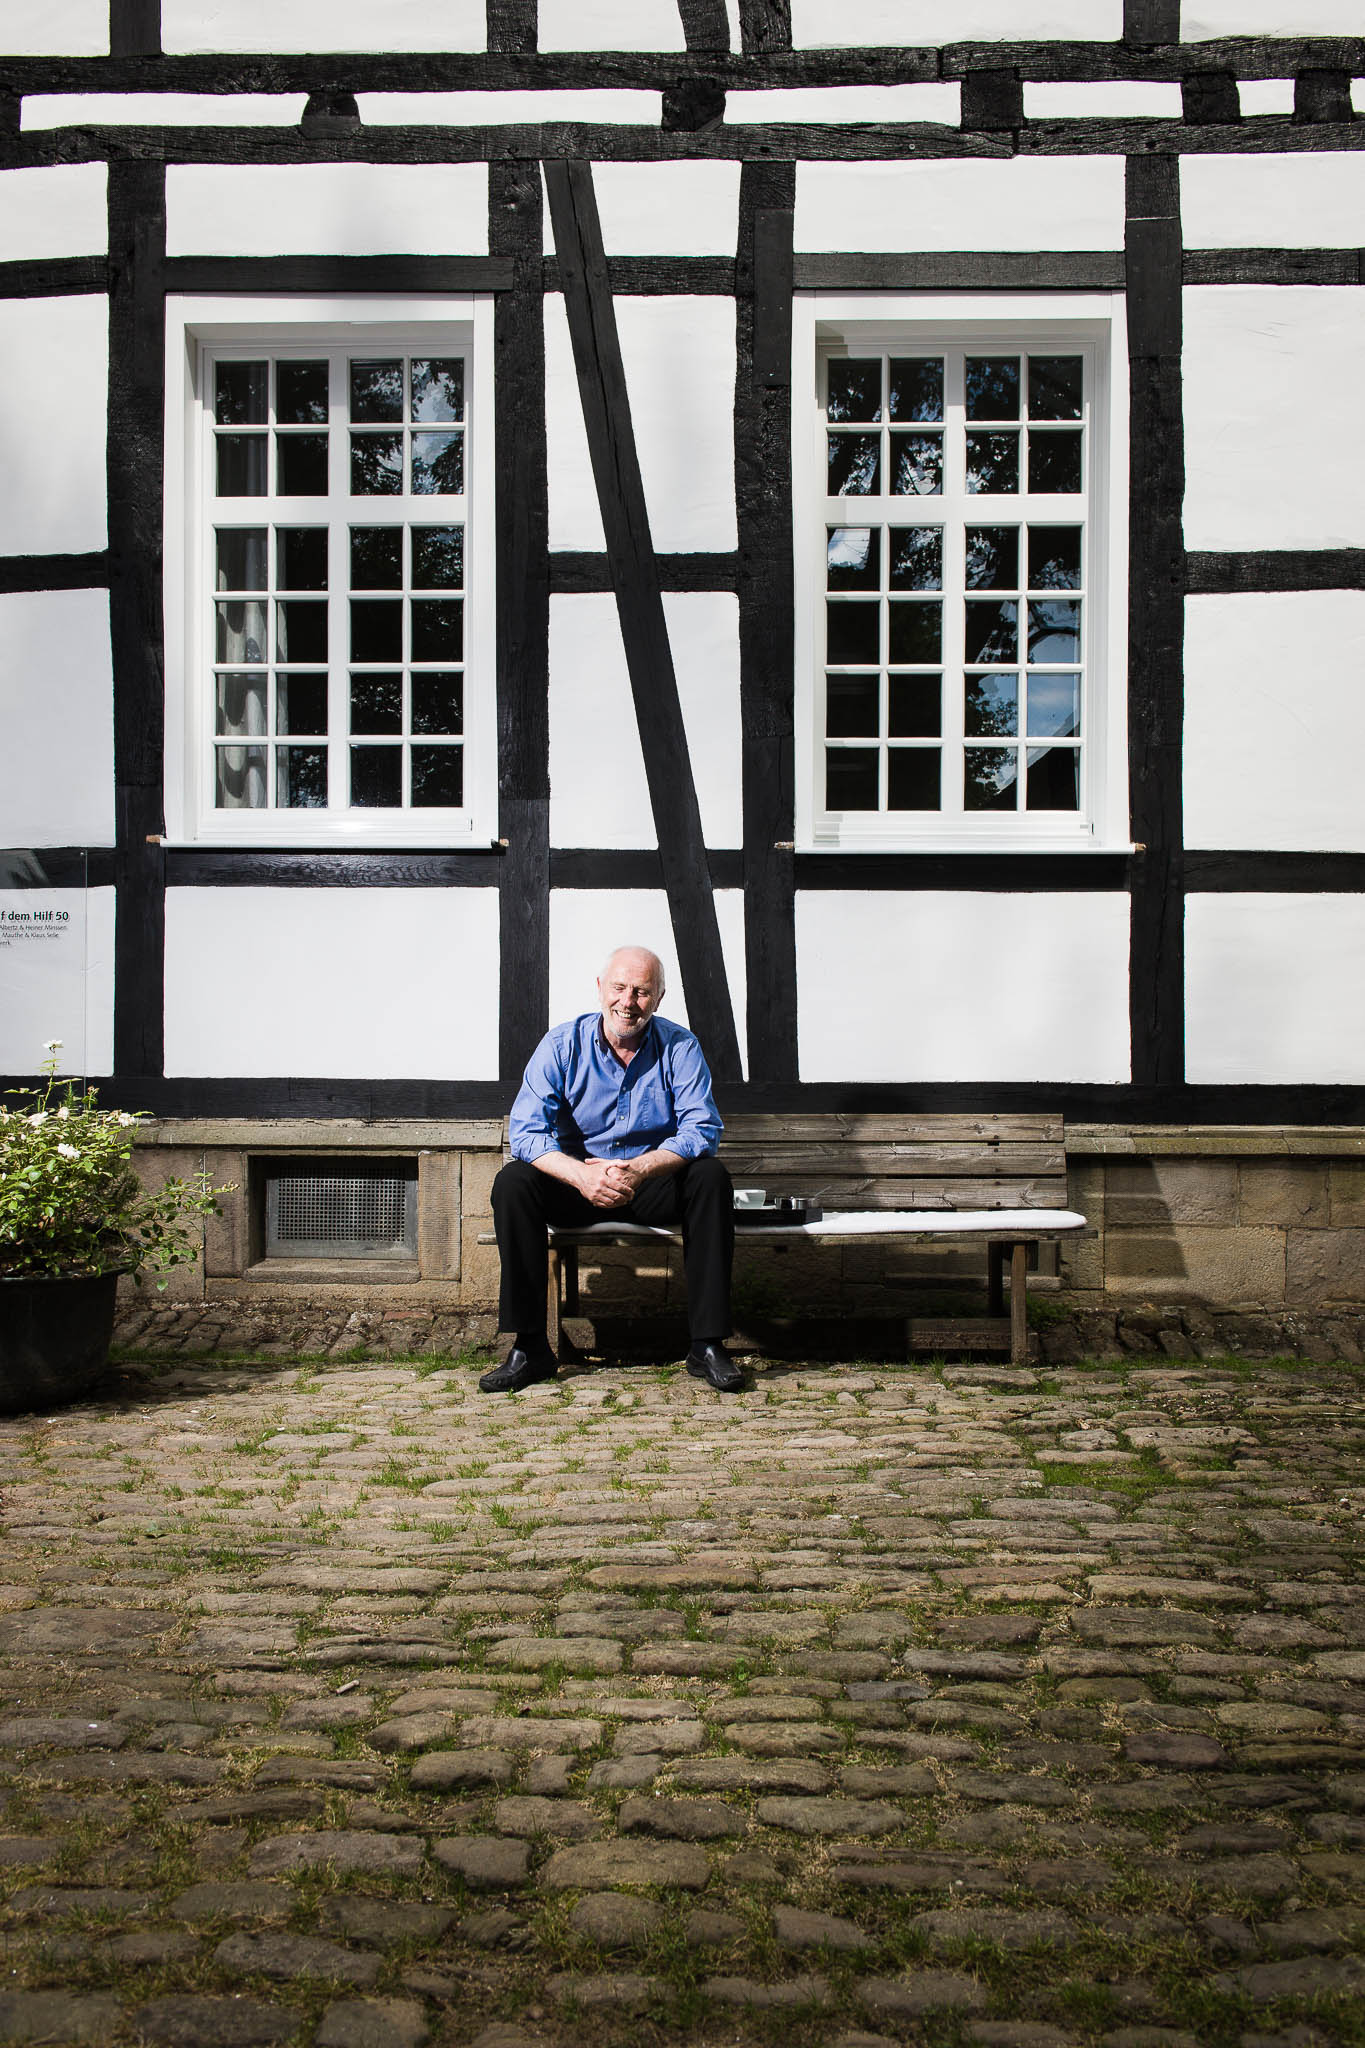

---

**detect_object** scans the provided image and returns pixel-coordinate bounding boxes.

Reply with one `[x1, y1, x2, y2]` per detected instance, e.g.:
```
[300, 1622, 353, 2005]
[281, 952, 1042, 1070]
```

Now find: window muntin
[799, 299, 1124, 853]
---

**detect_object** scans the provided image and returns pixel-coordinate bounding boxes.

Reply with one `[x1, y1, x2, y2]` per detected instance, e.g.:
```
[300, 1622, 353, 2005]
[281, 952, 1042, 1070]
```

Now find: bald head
[601, 945, 664, 996]
[598, 946, 664, 1051]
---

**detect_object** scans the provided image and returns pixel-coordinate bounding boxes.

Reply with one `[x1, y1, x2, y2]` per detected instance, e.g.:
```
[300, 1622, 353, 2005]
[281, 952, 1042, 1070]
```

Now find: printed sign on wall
[0, 868, 115, 1077]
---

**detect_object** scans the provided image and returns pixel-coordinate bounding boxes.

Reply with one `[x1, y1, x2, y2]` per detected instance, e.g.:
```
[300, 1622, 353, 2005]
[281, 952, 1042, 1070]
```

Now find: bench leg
[987, 1242, 1006, 1317]
[1009, 1241, 1029, 1366]
[546, 1247, 562, 1360]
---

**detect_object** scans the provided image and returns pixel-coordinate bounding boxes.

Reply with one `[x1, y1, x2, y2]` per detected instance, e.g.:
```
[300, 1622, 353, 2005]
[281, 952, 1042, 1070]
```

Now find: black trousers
[493, 1155, 734, 1342]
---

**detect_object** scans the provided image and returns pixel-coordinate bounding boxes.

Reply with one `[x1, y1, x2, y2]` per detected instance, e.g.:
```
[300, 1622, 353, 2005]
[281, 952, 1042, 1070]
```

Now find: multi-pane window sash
[209, 347, 468, 816]
[820, 345, 1091, 831]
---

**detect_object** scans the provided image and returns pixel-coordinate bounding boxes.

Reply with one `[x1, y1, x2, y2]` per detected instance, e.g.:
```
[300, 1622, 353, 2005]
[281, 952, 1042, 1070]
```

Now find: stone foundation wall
[126, 1119, 1365, 1324]
[1062, 1126, 1365, 1314]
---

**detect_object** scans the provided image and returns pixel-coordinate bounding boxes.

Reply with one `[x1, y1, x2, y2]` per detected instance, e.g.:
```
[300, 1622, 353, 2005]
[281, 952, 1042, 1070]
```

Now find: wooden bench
[486, 1114, 1088, 1367]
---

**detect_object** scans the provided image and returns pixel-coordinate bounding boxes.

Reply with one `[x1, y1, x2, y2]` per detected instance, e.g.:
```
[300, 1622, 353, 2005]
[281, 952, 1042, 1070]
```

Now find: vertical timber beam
[544, 159, 742, 1082]
[110, 0, 161, 55]
[677, 0, 732, 50]
[486, 0, 537, 52]
[492, 163, 551, 1089]
[108, 161, 167, 1081]
[739, 0, 791, 51]
[737, 176, 798, 1086]
[1123, 0, 1179, 43]
[1126, 155, 1185, 1089]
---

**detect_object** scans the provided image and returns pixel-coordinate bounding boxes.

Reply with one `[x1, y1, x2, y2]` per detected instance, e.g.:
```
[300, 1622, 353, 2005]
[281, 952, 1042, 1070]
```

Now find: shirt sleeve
[658, 1033, 723, 1159]
[507, 1029, 569, 1162]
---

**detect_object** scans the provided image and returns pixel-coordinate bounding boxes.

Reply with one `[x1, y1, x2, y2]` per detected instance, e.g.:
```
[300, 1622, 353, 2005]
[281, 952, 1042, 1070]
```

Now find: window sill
[797, 837, 1139, 857]
[246, 1257, 421, 1284]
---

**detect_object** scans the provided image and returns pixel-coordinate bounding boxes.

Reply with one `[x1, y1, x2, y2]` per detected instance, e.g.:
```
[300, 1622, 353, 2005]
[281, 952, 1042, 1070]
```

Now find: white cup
[733, 1188, 767, 1209]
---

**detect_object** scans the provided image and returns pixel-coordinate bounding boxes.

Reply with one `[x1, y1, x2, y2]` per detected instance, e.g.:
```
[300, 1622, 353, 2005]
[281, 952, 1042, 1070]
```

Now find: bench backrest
[717, 1112, 1067, 1213]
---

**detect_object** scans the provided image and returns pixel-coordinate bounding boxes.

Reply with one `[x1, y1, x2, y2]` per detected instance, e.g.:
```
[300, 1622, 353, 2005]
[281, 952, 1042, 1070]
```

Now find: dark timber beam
[1188, 550, 1365, 593]
[491, 161, 551, 1091]
[1124, 0, 1179, 46]
[8, 1074, 1358, 1125]
[677, 0, 732, 52]
[109, 0, 160, 57]
[543, 158, 743, 1084]
[1126, 154, 1186, 1092]
[6, 42, 1365, 91]
[0, 552, 110, 594]
[486, 0, 537, 54]
[737, 171, 798, 1087]
[108, 160, 167, 1081]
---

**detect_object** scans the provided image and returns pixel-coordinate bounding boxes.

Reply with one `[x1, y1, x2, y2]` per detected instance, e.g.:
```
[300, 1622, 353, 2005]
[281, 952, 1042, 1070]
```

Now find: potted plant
[0, 1043, 231, 1413]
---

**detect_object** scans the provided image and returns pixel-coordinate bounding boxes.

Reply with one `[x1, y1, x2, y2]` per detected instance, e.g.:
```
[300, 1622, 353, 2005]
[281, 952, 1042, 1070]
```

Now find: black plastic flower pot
[0, 1273, 120, 1414]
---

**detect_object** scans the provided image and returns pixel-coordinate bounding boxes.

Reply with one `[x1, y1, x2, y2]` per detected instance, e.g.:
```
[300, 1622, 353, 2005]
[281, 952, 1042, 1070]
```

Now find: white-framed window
[793, 293, 1129, 852]
[163, 296, 496, 846]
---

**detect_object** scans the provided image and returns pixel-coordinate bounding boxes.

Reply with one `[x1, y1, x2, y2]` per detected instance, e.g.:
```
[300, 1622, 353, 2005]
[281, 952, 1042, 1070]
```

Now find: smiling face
[597, 947, 664, 1048]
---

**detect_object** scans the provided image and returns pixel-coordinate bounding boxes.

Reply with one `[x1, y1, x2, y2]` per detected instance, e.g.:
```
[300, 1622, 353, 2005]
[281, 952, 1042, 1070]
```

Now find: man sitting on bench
[481, 944, 740, 1394]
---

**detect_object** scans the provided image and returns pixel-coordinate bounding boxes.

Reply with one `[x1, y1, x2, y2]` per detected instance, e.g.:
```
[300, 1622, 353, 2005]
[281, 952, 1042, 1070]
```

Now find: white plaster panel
[1237, 80, 1295, 117]
[545, 295, 738, 553]
[726, 85, 961, 125]
[162, 0, 484, 51]
[1186, 895, 1365, 1084]
[538, 0, 685, 50]
[549, 889, 747, 1077]
[5, 1, 106, 54]
[165, 165, 489, 257]
[1183, 155, 1365, 250]
[549, 593, 741, 851]
[1185, 592, 1365, 853]
[1184, 0, 1363, 33]
[796, 893, 1131, 1083]
[1355, 81, 1365, 116]
[1183, 288, 1365, 551]
[0, 886, 114, 1078]
[23, 95, 307, 129]
[361, 92, 661, 125]
[1024, 81, 1183, 118]
[724, 0, 742, 48]
[795, 160, 1126, 252]
[792, 0, 1120, 41]
[0, 590, 114, 848]
[544, 163, 740, 257]
[163, 889, 499, 1079]
[0, 166, 106, 261]
[0, 298, 108, 555]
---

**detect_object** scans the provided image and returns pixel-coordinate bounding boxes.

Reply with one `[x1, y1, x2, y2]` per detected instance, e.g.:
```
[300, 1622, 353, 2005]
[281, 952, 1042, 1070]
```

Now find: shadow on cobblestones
[0, 1331, 1361, 2048]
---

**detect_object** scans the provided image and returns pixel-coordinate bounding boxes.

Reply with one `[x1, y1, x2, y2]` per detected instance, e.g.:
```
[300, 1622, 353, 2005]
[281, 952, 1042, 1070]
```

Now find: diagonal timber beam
[542, 158, 743, 1083]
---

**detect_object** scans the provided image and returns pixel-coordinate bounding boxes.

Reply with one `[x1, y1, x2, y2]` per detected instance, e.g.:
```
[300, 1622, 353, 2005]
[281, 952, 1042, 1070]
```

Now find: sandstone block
[1101, 1227, 1285, 1305]
[1286, 1228, 1365, 1307]
[1238, 1160, 1329, 1227]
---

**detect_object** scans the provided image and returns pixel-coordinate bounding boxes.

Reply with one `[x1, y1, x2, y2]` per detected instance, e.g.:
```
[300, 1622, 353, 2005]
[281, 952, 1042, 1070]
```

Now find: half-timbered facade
[3, 1, 1364, 1317]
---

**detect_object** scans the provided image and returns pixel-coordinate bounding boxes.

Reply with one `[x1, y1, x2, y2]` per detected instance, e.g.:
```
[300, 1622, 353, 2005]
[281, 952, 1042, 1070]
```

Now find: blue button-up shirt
[508, 1012, 722, 1164]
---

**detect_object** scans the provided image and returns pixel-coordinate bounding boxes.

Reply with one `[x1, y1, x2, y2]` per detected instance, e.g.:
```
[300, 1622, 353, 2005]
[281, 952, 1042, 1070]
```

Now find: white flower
[56, 1143, 79, 1160]
[116, 1112, 137, 1127]
[26, 1112, 48, 1127]
[55, 1106, 69, 1121]
[43, 1040, 63, 1053]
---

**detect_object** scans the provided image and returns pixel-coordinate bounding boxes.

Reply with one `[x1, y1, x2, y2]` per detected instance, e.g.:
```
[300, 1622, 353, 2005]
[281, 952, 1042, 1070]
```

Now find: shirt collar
[594, 1013, 657, 1065]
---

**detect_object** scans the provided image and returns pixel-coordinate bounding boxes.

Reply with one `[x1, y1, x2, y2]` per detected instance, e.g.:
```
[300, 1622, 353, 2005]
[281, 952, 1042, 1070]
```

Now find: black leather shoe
[479, 1343, 558, 1393]
[685, 1341, 744, 1392]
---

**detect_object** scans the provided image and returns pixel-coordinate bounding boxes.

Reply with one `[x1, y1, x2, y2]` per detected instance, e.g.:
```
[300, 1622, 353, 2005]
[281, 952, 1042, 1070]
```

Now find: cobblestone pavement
[0, 1338, 1362, 2048]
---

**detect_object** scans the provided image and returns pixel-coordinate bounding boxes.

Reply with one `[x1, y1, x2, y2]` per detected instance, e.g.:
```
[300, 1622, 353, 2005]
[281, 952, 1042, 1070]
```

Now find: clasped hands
[578, 1156, 647, 1209]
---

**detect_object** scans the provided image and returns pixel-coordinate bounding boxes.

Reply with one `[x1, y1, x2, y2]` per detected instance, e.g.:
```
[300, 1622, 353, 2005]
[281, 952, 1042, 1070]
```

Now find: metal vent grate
[263, 1159, 417, 1259]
